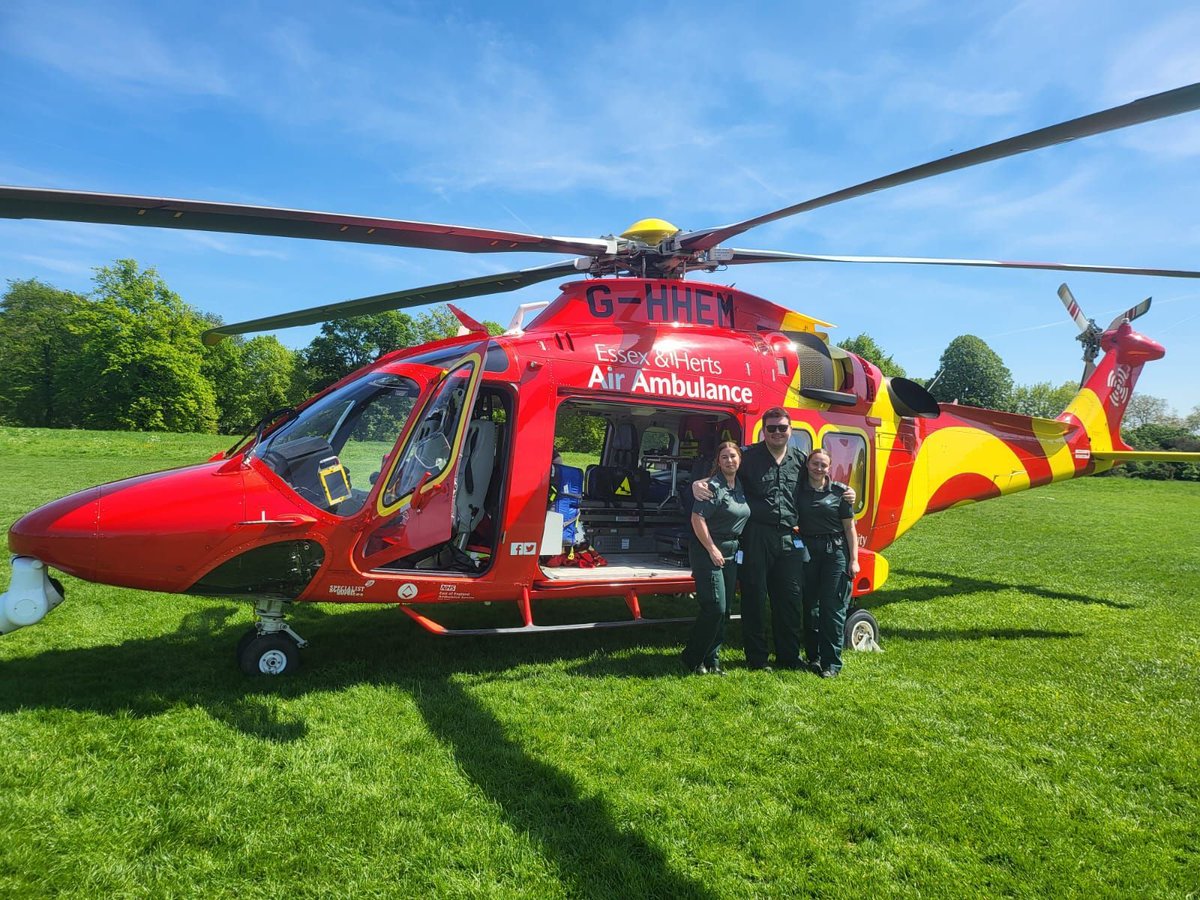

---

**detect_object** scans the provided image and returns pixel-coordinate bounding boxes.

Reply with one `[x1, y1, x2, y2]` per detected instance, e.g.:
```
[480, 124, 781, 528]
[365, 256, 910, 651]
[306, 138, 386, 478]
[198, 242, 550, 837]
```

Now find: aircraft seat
[454, 418, 497, 537]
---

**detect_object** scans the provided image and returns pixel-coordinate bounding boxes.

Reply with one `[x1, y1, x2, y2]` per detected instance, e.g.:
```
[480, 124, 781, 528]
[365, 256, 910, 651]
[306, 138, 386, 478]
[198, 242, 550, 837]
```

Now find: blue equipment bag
[550, 464, 584, 544]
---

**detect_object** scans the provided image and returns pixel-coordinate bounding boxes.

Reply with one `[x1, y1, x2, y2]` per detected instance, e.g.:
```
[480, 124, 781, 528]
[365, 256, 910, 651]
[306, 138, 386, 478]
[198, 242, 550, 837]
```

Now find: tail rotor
[1104, 296, 1151, 332]
[1057, 283, 1151, 385]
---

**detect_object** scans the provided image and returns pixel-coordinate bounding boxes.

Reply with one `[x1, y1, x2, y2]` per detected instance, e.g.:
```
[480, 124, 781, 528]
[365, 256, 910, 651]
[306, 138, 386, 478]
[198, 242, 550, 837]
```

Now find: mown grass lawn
[1, 427, 1197, 898]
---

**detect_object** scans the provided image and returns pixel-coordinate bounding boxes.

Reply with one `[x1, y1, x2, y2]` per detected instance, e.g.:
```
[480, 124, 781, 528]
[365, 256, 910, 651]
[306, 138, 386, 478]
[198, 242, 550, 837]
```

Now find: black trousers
[738, 522, 805, 667]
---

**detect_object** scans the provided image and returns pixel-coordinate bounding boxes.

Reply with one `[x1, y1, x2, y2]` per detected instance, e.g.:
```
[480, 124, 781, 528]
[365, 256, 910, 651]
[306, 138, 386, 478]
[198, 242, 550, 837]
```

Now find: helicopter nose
[7, 486, 102, 576]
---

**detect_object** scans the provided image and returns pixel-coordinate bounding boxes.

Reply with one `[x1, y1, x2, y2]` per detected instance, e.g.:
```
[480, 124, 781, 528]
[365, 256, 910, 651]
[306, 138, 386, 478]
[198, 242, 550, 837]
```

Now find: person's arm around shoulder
[832, 479, 856, 507]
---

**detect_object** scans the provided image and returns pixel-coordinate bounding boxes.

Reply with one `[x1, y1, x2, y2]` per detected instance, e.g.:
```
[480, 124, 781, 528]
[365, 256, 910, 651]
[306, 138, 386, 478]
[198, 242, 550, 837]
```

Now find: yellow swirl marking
[1064, 387, 1116, 474]
[1032, 415, 1080, 482]
[894, 427, 1028, 539]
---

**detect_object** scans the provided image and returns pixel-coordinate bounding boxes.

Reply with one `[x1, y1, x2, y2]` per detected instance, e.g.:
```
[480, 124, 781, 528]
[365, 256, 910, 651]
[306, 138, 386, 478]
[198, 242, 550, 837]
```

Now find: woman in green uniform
[797, 448, 859, 678]
[682, 441, 750, 675]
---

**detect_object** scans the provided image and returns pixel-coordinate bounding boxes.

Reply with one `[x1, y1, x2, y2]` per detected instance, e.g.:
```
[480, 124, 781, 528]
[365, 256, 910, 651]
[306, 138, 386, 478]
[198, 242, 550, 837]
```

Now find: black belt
[710, 534, 739, 542]
[804, 532, 842, 541]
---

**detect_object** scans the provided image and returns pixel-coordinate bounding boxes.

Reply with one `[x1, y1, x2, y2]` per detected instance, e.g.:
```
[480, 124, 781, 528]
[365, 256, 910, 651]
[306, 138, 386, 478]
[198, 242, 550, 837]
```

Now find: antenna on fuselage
[506, 301, 551, 334]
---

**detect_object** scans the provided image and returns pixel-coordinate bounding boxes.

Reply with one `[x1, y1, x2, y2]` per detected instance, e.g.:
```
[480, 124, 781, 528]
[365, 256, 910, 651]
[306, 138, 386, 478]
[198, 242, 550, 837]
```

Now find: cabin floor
[537, 553, 690, 582]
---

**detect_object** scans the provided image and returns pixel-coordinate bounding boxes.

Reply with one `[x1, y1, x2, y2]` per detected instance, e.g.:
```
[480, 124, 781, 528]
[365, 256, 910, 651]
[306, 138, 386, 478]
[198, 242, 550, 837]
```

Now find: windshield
[254, 371, 422, 516]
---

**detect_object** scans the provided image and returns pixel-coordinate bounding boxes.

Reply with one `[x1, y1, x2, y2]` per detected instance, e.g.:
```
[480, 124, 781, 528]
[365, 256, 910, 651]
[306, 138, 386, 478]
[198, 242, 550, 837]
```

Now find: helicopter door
[360, 345, 487, 569]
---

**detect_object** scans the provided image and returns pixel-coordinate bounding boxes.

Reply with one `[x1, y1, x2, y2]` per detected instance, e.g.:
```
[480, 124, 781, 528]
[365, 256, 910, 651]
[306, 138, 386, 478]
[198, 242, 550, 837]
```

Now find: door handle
[236, 513, 317, 527]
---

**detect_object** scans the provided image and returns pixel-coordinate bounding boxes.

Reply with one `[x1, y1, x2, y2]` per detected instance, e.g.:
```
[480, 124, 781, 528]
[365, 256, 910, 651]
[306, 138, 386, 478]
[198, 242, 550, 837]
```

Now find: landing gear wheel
[239, 633, 301, 676]
[844, 608, 880, 651]
[235, 626, 259, 661]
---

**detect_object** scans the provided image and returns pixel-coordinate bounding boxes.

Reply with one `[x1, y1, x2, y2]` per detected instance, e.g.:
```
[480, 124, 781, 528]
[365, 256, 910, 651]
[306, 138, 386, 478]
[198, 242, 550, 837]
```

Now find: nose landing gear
[0, 557, 65, 636]
[237, 598, 308, 676]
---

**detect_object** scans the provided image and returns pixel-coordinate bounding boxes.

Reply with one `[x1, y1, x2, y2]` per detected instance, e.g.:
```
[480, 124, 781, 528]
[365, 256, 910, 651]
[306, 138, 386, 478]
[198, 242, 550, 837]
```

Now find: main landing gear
[844, 608, 882, 652]
[237, 598, 308, 676]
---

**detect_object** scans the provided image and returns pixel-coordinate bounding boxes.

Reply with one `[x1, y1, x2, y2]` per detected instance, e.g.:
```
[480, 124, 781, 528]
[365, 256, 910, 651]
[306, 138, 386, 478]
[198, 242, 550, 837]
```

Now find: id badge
[735, 550, 744, 564]
[792, 536, 804, 550]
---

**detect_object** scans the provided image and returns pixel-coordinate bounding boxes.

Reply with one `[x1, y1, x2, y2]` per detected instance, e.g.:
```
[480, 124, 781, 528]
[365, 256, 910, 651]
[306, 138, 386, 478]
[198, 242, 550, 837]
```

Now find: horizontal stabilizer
[1089, 450, 1200, 462]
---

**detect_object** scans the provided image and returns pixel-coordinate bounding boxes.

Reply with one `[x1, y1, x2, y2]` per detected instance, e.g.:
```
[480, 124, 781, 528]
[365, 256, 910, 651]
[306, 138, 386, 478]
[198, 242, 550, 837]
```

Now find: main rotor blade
[1057, 283, 1092, 333]
[0, 186, 618, 257]
[720, 248, 1200, 280]
[681, 82, 1200, 252]
[201, 260, 585, 345]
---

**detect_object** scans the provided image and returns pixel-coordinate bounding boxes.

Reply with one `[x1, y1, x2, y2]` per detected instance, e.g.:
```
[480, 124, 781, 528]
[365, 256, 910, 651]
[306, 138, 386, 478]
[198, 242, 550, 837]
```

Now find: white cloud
[177, 233, 290, 260]
[2, 1, 232, 96]
[11, 254, 95, 278]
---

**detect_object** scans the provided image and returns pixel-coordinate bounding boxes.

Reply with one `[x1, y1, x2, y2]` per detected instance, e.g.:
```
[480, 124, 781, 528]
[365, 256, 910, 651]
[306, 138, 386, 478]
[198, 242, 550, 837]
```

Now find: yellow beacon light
[620, 218, 680, 246]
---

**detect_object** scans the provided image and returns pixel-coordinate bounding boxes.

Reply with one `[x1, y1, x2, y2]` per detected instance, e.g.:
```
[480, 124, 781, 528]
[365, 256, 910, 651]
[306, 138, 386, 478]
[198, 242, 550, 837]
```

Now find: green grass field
[1, 427, 1197, 898]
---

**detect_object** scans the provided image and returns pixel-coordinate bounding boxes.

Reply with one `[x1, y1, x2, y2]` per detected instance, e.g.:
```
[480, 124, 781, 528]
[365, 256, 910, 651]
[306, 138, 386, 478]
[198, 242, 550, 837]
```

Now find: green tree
[1122, 393, 1177, 429]
[409, 305, 503, 340]
[1121, 422, 1200, 481]
[837, 332, 907, 378]
[413, 306, 460, 341]
[929, 335, 1013, 410]
[0, 279, 87, 426]
[1008, 380, 1078, 419]
[299, 312, 425, 392]
[203, 332, 301, 435]
[68, 260, 218, 432]
[297, 305, 501, 393]
[556, 410, 607, 455]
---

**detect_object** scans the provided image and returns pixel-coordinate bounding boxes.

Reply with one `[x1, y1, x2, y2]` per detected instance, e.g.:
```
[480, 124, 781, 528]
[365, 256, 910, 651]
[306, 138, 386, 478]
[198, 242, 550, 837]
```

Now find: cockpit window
[383, 358, 476, 506]
[255, 372, 420, 516]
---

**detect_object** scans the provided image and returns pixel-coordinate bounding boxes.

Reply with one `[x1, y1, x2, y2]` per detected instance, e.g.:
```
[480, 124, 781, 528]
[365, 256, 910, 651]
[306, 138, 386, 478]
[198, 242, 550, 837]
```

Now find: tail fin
[1061, 322, 1165, 465]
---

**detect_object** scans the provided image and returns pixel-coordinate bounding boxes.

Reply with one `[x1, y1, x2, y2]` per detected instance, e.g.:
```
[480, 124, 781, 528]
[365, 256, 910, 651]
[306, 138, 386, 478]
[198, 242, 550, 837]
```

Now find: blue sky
[2, 0, 1198, 414]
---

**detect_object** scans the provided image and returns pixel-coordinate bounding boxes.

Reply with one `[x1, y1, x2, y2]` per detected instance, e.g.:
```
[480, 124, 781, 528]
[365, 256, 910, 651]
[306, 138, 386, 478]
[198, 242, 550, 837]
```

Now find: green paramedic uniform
[736, 442, 809, 669]
[684, 475, 751, 671]
[797, 479, 854, 673]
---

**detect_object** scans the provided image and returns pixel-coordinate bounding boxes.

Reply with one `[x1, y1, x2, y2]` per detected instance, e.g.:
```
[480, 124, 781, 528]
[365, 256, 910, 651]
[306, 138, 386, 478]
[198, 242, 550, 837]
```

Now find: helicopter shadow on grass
[0, 601, 717, 900]
[863, 568, 1134, 610]
[850, 566, 1130, 643]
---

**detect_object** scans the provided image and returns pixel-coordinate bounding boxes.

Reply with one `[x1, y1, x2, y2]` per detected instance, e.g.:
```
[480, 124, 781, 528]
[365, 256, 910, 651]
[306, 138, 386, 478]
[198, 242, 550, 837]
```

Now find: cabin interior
[539, 398, 743, 581]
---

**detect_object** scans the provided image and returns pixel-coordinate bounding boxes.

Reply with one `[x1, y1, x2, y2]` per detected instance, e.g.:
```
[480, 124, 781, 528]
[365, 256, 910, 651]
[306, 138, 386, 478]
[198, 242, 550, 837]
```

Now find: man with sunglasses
[693, 407, 854, 671]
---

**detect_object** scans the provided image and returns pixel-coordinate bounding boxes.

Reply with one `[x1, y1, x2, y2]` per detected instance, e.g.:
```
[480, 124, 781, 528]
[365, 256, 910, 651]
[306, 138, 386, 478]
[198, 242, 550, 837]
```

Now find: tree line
[1, 262, 1195, 478]
[0, 261, 497, 436]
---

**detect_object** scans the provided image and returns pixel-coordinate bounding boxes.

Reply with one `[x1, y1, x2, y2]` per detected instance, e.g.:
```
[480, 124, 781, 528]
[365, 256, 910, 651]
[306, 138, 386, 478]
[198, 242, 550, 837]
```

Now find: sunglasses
[763, 423, 790, 433]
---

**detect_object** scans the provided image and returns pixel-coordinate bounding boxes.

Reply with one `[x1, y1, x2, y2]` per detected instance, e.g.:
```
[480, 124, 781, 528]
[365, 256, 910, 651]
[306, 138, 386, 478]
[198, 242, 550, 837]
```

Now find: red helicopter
[2, 83, 1199, 675]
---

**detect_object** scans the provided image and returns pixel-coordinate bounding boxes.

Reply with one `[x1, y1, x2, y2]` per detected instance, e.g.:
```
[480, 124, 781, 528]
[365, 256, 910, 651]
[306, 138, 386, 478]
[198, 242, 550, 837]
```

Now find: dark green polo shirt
[738, 442, 807, 529]
[797, 479, 853, 536]
[693, 476, 751, 540]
